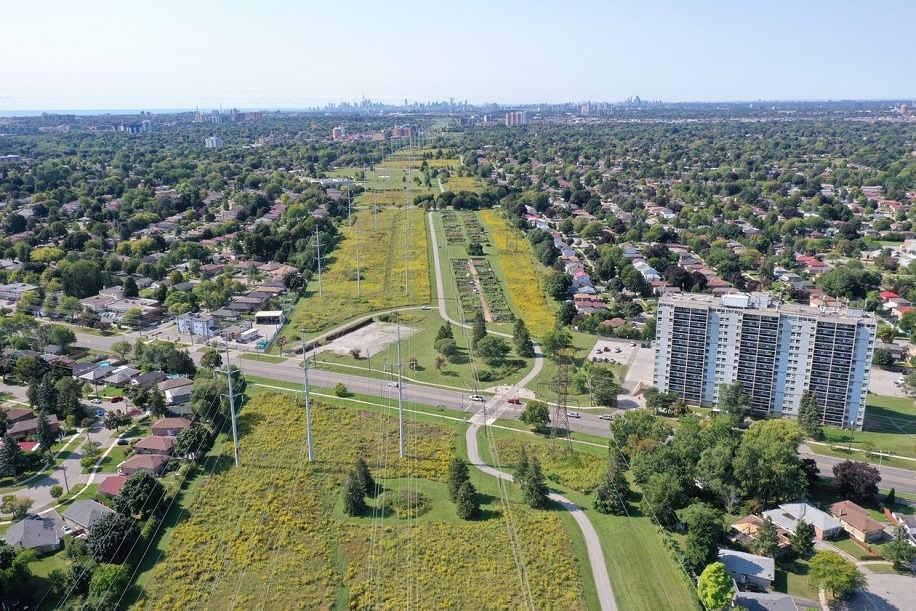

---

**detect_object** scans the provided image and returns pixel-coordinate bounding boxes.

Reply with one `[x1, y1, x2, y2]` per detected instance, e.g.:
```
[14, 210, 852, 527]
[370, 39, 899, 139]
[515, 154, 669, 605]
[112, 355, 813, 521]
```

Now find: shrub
[378, 490, 432, 519]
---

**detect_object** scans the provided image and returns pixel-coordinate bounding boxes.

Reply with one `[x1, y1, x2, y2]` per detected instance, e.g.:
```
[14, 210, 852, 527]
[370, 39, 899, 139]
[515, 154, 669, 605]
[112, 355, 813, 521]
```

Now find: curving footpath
[430, 211, 616, 610]
[465, 424, 617, 610]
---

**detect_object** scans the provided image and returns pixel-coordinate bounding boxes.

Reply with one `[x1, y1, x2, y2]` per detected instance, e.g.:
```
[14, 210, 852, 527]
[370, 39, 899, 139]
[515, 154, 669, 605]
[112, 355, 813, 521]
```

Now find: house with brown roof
[98, 474, 129, 499]
[152, 417, 192, 437]
[133, 435, 177, 456]
[729, 515, 791, 552]
[826, 501, 886, 542]
[7, 414, 60, 441]
[4, 407, 34, 424]
[119, 453, 169, 476]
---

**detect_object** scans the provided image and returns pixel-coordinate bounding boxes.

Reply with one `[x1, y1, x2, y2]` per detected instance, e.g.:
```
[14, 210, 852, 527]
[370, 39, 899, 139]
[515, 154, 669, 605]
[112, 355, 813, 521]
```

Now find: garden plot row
[469, 259, 514, 322]
[452, 258, 485, 317]
[459, 212, 490, 246]
[441, 210, 466, 246]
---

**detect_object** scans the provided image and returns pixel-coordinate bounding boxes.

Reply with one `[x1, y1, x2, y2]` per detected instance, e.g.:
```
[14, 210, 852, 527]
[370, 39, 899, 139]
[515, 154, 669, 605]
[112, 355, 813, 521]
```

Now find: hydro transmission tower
[551, 353, 573, 452]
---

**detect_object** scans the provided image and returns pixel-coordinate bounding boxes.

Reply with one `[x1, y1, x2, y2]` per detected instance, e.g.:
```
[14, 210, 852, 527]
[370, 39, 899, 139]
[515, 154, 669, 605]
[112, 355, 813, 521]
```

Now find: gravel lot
[314, 322, 421, 358]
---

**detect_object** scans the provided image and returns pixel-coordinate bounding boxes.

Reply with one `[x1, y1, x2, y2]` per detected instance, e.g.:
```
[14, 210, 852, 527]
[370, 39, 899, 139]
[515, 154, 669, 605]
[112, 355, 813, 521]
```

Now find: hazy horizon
[4, 0, 915, 111]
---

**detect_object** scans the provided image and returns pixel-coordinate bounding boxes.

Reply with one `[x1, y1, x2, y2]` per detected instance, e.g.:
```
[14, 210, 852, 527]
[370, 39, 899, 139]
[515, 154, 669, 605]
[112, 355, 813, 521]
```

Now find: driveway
[832, 573, 916, 610]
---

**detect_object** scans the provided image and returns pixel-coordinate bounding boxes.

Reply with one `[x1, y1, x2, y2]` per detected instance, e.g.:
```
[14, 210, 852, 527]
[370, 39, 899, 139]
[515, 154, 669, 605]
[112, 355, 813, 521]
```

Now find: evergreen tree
[472, 311, 487, 348]
[354, 457, 376, 498]
[447, 457, 470, 503]
[37, 373, 58, 413]
[753, 516, 780, 558]
[36, 412, 58, 453]
[522, 455, 549, 509]
[885, 488, 896, 505]
[797, 390, 823, 440]
[593, 455, 628, 515]
[455, 480, 480, 520]
[0, 433, 24, 477]
[513, 319, 535, 359]
[343, 471, 367, 516]
[789, 519, 814, 558]
[435, 322, 454, 341]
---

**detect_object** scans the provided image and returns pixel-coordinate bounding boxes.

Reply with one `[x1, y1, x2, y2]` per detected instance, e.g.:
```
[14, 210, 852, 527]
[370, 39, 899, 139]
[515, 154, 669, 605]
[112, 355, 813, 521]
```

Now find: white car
[567, 411, 581, 418]
[469, 395, 485, 402]
[599, 414, 614, 421]
[630, 342, 637, 347]
[61, 524, 73, 535]
[387, 382, 399, 388]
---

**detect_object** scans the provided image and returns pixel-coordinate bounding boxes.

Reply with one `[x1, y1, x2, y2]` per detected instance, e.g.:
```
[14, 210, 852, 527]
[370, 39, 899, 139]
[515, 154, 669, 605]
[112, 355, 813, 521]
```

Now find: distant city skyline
[3, 0, 914, 111]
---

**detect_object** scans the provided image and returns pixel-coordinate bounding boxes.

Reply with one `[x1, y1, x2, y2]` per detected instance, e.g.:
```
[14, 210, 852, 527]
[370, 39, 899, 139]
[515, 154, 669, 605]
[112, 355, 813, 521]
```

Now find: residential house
[130, 371, 168, 389]
[159, 378, 193, 406]
[71, 362, 99, 378]
[103, 366, 141, 387]
[718, 549, 775, 591]
[729, 515, 791, 551]
[762, 502, 843, 540]
[152, 417, 193, 437]
[0, 282, 39, 302]
[176, 314, 220, 337]
[7, 414, 60, 440]
[826, 501, 885, 542]
[62, 500, 114, 533]
[4, 407, 34, 424]
[5, 516, 64, 555]
[133, 435, 177, 456]
[119, 453, 169, 476]
[98, 474, 129, 499]
[734, 592, 799, 611]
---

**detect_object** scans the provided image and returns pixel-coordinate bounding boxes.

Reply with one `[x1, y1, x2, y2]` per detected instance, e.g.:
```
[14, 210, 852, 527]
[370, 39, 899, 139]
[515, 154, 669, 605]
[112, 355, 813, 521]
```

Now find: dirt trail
[466, 259, 494, 322]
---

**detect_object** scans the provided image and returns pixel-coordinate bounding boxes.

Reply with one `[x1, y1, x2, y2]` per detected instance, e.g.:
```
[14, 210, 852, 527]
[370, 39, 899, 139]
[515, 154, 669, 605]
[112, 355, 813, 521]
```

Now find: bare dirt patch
[313, 322, 421, 358]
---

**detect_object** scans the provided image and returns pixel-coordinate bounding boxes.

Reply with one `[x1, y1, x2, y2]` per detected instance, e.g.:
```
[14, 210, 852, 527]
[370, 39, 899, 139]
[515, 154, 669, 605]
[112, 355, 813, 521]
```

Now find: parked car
[599, 414, 614, 421]
[387, 382, 400, 388]
[90, 398, 102, 404]
[567, 411, 581, 418]
[95, 409, 105, 417]
[469, 395, 485, 402]
[116, 438, 129, 446]
[506, 397, 521, 405]
[614, 347, 621, 353]
[630, 342, 637, 347]
[61, 524, 72, 535]
[110, 396, 124, 403]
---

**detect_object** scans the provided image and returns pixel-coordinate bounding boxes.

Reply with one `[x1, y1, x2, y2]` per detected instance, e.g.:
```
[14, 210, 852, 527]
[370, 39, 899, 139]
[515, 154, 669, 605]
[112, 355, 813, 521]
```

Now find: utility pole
[300, 331, 314, 462]
[225, 344, 241, 467]
[347, 188, 352, 227]
[397, 325, 405, 458]
[60, 465, 69, 493]
[315, 231, 323, 297]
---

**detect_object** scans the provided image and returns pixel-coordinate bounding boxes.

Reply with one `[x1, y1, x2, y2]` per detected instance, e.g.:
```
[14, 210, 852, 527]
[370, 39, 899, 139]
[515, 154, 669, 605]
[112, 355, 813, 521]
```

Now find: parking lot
[589, 338, 656, 408]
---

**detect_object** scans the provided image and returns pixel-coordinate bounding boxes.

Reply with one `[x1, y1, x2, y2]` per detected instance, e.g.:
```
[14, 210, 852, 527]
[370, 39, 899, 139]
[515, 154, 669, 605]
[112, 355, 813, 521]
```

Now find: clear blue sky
[3, 0, 914, 110]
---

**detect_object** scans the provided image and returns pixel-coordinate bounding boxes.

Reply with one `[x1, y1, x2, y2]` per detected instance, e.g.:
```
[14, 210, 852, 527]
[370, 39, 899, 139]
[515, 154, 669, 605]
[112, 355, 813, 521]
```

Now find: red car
[110, 396, 124, 403]
[507, 397, 521, 405]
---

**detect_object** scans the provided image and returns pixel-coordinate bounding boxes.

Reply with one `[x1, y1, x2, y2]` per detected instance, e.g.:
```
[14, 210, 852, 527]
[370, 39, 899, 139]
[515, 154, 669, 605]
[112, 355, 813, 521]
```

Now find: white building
[176, 314, 219, 337]
[205, 136, 223, 150]
[654, 292, 876, 428]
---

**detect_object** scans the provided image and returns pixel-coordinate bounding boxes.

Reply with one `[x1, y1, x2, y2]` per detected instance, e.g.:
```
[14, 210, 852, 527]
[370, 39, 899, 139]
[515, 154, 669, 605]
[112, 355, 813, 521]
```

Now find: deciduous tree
[698, 562, 733, 611]
[519, 400, 550, 433]
[832, 460, 880, 503]
[86, 512, 140, 564]
[114, 471, 165, 520]
[807, 551, 866, 600]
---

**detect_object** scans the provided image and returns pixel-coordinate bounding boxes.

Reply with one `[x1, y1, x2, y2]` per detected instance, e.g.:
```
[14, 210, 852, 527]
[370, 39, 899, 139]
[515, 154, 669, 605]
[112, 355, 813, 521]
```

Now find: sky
[2, 0, 914, 111]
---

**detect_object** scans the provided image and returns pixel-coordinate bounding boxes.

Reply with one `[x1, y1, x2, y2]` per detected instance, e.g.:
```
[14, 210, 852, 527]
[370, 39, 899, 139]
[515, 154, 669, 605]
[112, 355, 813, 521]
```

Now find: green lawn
[528, 330, 628, 406]
[475, 426, 697, 611]
[829, 535, 877, 560]
[93, 445, 132, 474]
[774, 558, 819, 600]
[239, 352, 285, 364]
[820, 394, 916, 459]
[310, 310, 535, 389]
